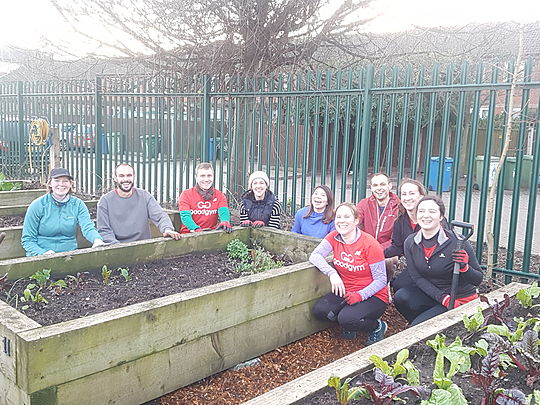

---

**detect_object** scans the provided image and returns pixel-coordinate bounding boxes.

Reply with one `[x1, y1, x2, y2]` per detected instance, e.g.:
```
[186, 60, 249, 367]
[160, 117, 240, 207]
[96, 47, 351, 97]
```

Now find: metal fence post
[357, 64, 374, 200]
[17, 81, 24, 176]
[95, 76, 103, 191]
[201, 75, 211, 161]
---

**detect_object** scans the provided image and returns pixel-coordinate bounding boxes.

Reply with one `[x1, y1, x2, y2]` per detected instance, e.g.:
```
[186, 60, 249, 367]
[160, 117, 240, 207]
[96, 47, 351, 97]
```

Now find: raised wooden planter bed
[0, 206, 180, 259]
[242, 282, 526, 405]
[0, 199, 98, 217]
[0, 228, 329, 404]
[0, 189, 48, 206]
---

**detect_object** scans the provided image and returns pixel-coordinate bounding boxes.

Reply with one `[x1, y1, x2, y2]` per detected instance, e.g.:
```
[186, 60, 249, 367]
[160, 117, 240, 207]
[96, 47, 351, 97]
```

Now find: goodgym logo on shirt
[192, 200, 218, 216]
[340, 252, 354, 263]
[334, 251, 366, 272]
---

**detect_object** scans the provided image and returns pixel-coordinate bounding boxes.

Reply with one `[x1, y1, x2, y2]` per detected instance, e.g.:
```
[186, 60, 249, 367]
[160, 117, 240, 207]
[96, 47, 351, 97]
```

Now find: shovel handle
[450, 220, 474, 242]
[448, 221, 474, 310]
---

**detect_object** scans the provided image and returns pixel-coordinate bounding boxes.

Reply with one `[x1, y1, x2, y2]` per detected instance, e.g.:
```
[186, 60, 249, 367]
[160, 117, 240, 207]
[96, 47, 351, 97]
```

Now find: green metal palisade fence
[0, 61, 539, 280]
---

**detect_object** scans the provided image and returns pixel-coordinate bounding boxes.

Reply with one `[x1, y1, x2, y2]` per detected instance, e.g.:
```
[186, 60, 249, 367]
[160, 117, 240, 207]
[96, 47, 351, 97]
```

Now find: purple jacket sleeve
[309, 239, 338, 277]
[358, 260, 387, 300]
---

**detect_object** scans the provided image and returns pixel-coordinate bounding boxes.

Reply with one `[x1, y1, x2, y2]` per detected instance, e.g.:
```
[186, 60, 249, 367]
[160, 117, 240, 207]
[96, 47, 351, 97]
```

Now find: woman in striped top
[239, 171, 282, 229]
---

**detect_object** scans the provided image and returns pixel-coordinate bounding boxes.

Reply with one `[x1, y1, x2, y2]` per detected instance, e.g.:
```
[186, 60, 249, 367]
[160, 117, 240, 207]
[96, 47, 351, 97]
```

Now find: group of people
[307, 173, 482, 344]
[20, 163, 284, 255]
[21, 166, 482, 346]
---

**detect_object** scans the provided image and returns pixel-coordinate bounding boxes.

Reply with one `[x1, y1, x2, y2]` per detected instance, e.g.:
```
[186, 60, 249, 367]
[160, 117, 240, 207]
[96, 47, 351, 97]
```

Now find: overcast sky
[1, 0, 539, 55]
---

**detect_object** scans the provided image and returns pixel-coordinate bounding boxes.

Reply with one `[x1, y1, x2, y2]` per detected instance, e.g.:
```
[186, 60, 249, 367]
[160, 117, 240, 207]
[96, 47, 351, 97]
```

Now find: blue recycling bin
[428, 157, 453, 192]
[209, 137, 214, 161]
[209, 137, 224, 160]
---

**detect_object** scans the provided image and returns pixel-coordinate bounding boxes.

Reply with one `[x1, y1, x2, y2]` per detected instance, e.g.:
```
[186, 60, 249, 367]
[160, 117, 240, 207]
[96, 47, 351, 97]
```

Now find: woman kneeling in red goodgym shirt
[309, 203, 389, 344]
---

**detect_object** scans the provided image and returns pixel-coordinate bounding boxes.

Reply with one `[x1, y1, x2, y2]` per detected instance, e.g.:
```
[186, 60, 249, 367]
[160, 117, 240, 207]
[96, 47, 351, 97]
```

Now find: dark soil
[20, 181, 44, 190]
[0, 214, 25, 227]
[0, 207, 97, 228]
[298, 298, 538, 404]
[2, 251, 250, 326]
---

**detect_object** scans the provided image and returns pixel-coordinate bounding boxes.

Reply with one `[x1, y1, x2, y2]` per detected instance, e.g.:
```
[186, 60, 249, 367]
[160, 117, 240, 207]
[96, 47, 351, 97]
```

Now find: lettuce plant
[30, 269, 51, 289]
[421, 384, 467, 405]
[426, 334, 476, 389]
[516, 283, 540, 309]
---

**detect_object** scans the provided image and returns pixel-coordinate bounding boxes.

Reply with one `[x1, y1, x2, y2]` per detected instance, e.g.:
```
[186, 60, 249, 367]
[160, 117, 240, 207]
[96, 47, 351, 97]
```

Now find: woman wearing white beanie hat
[239, 171, 282, 228]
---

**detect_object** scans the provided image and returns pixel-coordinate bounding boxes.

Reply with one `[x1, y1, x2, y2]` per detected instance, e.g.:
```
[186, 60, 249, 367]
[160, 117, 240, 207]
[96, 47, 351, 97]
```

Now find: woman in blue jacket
[292, 185, 335, 238]
[21, 168, 104, 256]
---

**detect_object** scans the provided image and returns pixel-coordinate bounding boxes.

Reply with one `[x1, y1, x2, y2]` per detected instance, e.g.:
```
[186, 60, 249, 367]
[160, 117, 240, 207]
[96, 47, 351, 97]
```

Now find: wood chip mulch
[155, 305, 408, 405]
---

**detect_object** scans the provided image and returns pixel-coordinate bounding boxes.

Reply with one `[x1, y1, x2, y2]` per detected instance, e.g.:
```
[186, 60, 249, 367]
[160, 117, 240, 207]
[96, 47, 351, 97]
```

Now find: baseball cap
[49, 168, 73, 180]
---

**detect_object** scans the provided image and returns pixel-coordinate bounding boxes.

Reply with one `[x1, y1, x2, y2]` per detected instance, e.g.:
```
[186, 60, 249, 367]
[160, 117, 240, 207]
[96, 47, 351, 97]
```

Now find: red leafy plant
[471, 343, 529, 404]
[482, 328, 540, 387]
[328, 368, 430, 405]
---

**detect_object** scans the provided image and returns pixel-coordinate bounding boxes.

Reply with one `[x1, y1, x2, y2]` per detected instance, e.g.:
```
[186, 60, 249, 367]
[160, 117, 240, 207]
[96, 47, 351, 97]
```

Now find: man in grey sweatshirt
[97, 163, 181, 244]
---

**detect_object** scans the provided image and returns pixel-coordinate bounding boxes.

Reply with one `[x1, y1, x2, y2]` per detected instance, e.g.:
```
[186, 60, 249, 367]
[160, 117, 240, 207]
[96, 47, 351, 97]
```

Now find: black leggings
[391, 268, 415, 292]
[312, 293, 387, 332]
[393, 286, 447, 326]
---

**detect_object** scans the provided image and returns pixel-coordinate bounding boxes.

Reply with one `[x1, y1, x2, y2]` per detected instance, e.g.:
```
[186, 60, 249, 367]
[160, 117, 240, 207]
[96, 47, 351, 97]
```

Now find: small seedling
[327, 375, 365, 405]
[20, 283, 48, 309]
[102, 265, 112, 285]
[30, 269, 51, 288]
[49, 279, 67, 289]
[119, 268, 132, 282]
[227, 239, 250, 262]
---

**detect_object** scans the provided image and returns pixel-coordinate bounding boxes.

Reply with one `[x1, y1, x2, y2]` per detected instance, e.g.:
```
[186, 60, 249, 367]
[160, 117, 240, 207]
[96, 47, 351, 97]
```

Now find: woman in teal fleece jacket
[21, 168, 104, 256]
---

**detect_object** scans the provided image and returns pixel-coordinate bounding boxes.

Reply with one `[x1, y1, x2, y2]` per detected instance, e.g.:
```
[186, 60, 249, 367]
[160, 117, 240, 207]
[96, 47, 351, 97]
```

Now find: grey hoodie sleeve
[309, 239, 338, 277]
[146, 193, 175, 233]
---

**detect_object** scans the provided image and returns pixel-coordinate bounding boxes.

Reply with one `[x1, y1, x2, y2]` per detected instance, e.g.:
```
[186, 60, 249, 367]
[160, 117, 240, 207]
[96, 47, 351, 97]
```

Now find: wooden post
[49, 128, 61, 169]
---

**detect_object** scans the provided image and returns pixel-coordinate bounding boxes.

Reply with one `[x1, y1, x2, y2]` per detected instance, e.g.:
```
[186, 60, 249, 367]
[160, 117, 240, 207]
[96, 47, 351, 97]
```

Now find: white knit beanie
[248, 171, 270, 189]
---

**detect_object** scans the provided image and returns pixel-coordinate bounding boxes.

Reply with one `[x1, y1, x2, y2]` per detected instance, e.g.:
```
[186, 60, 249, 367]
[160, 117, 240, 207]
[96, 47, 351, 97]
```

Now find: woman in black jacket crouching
[394, 196, 483, 326]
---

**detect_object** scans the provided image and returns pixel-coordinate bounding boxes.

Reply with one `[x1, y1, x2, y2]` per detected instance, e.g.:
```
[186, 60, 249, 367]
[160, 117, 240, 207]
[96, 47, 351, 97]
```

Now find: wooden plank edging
[242, 282, 527, 405]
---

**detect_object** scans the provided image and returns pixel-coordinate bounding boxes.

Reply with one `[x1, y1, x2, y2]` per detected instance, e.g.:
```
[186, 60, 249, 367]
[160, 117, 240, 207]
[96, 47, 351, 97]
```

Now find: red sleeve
[178, 189, 193, 211]
[324, 230, 338, 246]
[356, 201, 365, 229]
[364, 233, 385, 264]
[215, 190, 229, 209]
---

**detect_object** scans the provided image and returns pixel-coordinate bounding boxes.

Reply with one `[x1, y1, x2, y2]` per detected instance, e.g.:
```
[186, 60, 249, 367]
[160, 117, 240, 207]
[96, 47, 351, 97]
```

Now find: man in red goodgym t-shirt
[178, 162, 232, 234]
